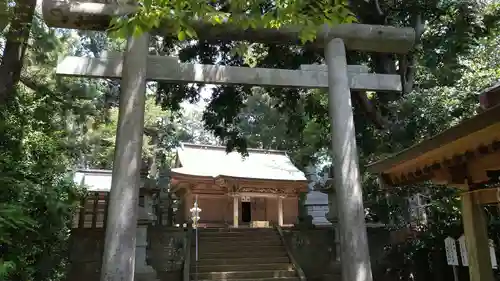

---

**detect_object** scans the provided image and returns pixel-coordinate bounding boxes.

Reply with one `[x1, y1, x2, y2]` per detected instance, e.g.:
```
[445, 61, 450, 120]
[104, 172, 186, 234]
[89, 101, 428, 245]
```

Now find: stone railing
[183, 224, 193, 281]
[276, 225, 307, 281]
[281, 227, 339, 281]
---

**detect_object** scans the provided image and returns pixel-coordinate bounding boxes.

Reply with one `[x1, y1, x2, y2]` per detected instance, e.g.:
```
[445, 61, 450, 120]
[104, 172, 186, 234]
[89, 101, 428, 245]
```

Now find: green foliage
[0, 204, 37, 245]
[155, 0, 500, 158]
[0, 0, 498, 280]
[0, 0, 11, 34]
[0, 88, 83, 280]
[151, 1, 500, 279]
[0, 16, 87, 281]
[177, 105, 220, 145]
[363, 25, 500, 281]
[81, 97, 180, 168]
[109, 0, 356, 43]
[2, 15, 210, 277]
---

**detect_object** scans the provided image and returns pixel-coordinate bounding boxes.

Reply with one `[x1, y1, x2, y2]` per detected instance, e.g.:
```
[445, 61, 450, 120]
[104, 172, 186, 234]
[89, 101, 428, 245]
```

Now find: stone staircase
[190, 228, 301, 281]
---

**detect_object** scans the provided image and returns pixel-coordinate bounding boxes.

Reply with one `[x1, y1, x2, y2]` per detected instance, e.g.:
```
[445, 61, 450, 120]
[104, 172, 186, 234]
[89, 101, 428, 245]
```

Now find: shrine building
[367, 81, 500, 281]
[170, 143, 309, 228]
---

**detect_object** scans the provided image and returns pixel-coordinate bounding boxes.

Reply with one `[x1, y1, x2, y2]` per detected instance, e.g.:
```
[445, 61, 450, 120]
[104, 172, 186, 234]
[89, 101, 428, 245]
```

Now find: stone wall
[282, 227, 338, 281]
[366, 227, 393, 271]
[148, 226, 186, 278]
[67, 225, 390, 281]
[282, 226, 392, 281]
[67, 226, 187, 281]
[67, 228, 105, 281]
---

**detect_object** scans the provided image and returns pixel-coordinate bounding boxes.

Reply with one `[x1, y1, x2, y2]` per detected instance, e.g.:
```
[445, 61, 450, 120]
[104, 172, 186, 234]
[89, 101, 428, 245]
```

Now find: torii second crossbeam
[56, 55, 402, 92]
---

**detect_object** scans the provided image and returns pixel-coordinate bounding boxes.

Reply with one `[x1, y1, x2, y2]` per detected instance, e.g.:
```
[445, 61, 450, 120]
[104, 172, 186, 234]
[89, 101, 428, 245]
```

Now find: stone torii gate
[41, 2, 415, 281]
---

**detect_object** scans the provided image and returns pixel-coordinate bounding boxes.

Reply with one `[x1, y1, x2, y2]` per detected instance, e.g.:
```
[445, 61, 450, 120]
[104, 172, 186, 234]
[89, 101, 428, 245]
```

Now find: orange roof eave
[170, 172, 214, 183]
[214, 175, 308, 192]
[214, 174, 307, 184]
[170, 172, 308, 193]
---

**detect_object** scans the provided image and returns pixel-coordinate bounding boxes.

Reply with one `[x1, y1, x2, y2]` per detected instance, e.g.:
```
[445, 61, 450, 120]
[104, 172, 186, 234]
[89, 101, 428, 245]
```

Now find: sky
[181, 84, 214, 111]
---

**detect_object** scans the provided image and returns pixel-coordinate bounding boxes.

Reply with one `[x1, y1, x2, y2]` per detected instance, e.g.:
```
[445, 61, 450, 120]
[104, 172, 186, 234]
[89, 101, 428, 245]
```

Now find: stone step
[190, 277, 300, 281]
[191, 263, 295, 273]
[199, 228, 275, 232]
[200, 229, 276, 234]
[135, 272, 160, 281]
[193, 238, 283, 248]
[199, 234, 280, 241]
[194, 256, 290, 266]
[194, 245, 285, 254]
[307, 273, 342, 281]
[198, 233, 280, 240]
[197, 249, 287, 259]
[191, 269, 296, 280]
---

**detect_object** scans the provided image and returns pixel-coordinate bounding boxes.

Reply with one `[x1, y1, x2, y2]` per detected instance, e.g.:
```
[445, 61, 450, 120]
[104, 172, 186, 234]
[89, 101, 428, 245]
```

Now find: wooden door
[251, 198, 267, 222]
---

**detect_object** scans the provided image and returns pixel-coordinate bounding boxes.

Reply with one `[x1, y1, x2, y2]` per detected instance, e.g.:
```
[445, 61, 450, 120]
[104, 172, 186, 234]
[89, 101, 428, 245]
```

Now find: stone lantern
[316, 165, 340, 261]
[135, 173, 159, 280]
[190, 201, 201, 229]
[190, 199, 201, 262]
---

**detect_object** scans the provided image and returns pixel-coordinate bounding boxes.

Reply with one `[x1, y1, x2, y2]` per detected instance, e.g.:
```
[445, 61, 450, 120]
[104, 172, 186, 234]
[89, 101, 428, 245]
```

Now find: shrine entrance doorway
[241, 201, 252, 224]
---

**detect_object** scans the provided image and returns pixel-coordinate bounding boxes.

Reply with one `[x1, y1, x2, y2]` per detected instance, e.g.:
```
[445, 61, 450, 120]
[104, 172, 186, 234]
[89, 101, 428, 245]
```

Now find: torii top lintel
[42, 0, 416, 54]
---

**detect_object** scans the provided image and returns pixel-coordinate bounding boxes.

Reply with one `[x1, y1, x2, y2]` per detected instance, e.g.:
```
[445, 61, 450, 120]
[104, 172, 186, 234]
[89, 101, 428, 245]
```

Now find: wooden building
[170, 143, 308, 228]
[72, 169, 159, 276]
[367, 81, 500, 281]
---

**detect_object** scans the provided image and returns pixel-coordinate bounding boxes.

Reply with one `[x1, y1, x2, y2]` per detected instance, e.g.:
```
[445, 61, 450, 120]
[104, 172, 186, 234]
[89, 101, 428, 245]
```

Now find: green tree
[0, 16, 90, 280]
[155, 1, 500, 154]
[113, 0, 355, 42]
[364, 24, 500, 281]
[80, 96, 186, 169]
[1, 1, 499, 280]
[0, 0, 358, 104]
[0, 0, 37, 104]
[178, 104, 220, 145]
[152, 2, 500, 279]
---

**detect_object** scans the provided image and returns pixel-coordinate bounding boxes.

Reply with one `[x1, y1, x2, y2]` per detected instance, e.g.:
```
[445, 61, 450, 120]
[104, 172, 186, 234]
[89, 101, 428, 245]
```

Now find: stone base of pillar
[325, 210, 339, 224]
[277, 196, 284, 227]
[296, 214, 314, 229]
[135, 245, 156, 274]
[326, 192, 338, 222]
[233, 196, 239, 228]
[136, 225, 156, 279]
[134, 272, 158, 281]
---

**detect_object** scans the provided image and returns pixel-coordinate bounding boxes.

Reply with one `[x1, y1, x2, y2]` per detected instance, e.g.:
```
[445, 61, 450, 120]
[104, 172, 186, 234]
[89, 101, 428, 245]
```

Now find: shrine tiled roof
[170, 143, 307, 182]
[73, 169, 113, 192]
[73, 169, 155, 193]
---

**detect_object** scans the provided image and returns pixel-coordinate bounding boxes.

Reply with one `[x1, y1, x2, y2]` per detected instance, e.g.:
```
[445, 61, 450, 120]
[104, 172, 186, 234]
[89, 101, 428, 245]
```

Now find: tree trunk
[0, 0, 36, 105]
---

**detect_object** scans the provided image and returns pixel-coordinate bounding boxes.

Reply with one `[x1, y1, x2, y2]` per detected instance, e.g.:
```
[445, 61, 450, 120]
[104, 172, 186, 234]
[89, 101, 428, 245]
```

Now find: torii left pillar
[100, 32, 150, 281]
[325, 38, 373, 281]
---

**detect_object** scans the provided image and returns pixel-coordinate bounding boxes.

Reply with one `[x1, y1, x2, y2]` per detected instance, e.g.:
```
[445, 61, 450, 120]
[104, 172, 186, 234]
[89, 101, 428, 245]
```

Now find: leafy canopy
[109, 0, 357, 43]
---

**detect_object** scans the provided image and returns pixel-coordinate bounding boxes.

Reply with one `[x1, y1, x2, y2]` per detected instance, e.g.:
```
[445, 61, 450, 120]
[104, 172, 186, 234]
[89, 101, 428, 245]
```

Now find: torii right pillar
[325, 38, 373, 281]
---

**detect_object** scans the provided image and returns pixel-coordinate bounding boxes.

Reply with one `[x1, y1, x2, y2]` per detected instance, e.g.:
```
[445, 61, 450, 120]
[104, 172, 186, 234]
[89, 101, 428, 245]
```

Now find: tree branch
[19, 75, 38, 91]
[352, 91, 389, 130]
[374, 0, 384, 17]
[401, 14, 424, 94]
[0, 0, 36, 105]
[19, 75, 67, 104]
